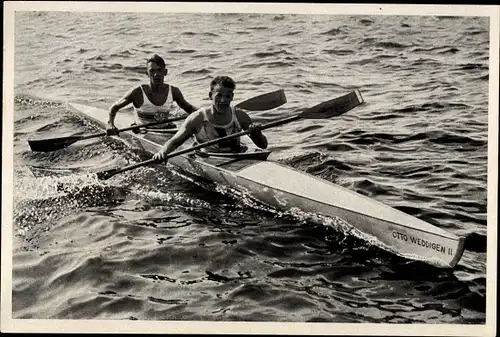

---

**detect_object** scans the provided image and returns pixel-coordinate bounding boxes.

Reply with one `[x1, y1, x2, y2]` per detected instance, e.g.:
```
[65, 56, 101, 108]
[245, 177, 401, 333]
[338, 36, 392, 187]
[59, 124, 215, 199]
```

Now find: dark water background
[10, 12, 490, 323]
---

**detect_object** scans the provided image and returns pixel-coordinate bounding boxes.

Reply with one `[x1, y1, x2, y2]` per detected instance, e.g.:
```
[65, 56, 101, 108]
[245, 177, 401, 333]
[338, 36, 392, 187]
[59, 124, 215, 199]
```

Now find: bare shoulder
[170, 85, 182, 97]
[234, 107, 252, 128]
[183, 108, 205, 131]
[120, 85, 140, 98]
[112, 85, 141, 107]
[129, 85, 144, 106]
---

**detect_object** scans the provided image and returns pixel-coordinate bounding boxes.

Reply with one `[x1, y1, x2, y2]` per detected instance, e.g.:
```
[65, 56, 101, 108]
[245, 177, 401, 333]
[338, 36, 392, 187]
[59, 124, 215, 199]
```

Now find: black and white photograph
[2, 2, 498, 336]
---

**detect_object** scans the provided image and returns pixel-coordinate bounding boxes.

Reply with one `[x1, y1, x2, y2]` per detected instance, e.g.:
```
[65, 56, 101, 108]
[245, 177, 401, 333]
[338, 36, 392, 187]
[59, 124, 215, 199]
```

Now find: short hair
[210, 76, 236, 92]
[146, 54, 166, 68]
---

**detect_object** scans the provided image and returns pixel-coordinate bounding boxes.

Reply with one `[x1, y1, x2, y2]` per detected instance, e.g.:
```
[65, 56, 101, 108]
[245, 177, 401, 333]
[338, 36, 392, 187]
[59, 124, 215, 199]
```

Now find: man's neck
[150, 82, 163, 92]
[212, 105, 232, 116]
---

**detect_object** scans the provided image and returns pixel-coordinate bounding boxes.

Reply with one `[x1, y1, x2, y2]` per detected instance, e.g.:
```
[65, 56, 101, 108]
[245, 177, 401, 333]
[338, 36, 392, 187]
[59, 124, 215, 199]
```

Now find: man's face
[147, 61, 167, 85]
[210, 85, 234, 112]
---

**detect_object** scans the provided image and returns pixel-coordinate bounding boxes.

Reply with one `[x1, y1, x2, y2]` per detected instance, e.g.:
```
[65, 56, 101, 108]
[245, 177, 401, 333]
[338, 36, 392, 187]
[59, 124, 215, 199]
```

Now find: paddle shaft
[100, 115, 303, 178]
[80, 116, 188, 141]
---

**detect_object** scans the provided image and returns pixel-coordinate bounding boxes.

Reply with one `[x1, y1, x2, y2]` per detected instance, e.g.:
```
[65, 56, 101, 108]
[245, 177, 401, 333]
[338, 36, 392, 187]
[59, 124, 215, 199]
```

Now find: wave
[181, 68, 212, 75]
[168, 49, 197, 54]
[346, 178, 392, 197]
[321, 27, 343, 35]
[247, 26, 268, 30]
[14, 119, 67, 135]
[363, 40, 411, 50]
[454, 63, 488, 71]
[322, 49, 355, 56]
[123, 65, 146, 74]
[411, 46, 460, 54]
[438, 47, 460, 54]
[358, 113, 405, 121]
[253, 50, 290, 58]
[191, 53, 222, 59]
[305, 80, 343, 89]
[408, 58, 443, 68]
[464, 29, 487, 36]
[312, 158, 354, 172]
[109, 50, 134, 58]
[283, 31, 302, 36]
[338, 128, 486, 150]
[342, 132, 398, 145]
[87, 55, 105, 61]
[296, 124, 324, 133]
[240, 60, 295, 69]
[428, 132, 487, 147]
[446, 199, 486, 216]
[346, 58, 378, 66]
[322, 143, 356, 152]
[393, 102, 471, 113]
[181, 32, 220, 37]
[278, 152, 326, 171]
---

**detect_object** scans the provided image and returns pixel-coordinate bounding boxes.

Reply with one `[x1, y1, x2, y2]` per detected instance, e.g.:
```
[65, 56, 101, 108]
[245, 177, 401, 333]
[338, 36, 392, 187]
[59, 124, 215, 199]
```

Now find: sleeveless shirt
[193, 106, 245, 153]
[134, 85, 174, 129]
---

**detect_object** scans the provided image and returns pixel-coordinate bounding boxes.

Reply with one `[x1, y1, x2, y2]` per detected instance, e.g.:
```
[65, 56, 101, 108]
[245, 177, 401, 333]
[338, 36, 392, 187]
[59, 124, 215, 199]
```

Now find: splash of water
[15, 95, 64, 108]
[131, 186, 212, 210]
[13, 169, 125, 246]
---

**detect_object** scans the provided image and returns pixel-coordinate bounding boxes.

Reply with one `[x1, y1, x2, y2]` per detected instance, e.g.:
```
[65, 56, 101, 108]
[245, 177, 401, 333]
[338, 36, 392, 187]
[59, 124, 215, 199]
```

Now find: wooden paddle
[96, 89, 364, 180]
[27, 89, 287, 152]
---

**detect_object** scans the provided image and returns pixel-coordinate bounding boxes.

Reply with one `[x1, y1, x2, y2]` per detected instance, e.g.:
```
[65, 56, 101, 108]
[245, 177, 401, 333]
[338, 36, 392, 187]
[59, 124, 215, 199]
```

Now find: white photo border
[2, 2, 498, 336]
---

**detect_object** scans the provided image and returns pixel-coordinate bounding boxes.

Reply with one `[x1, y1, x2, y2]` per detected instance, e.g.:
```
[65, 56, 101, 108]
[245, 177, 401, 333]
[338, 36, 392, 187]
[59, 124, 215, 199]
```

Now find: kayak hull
[191, 160, 464, 268]
[67, 102, 465, 268]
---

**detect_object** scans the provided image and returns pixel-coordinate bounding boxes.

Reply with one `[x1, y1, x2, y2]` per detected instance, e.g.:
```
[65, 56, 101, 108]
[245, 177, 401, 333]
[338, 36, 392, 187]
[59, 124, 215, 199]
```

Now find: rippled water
[5, 7, 494, 331]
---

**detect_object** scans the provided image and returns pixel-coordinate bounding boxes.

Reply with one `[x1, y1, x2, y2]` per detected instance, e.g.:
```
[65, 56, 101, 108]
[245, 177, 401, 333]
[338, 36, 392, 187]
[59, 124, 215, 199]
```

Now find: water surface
[10, 12, 489, 324]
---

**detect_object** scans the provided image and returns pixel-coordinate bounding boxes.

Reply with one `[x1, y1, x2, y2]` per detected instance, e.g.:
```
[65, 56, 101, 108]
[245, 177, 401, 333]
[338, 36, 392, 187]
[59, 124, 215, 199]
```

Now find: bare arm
[172, 86, 198, 114]
[235, 108, 268, 149]
[153, 111, 203, 161]
[108, 87, 140, 125]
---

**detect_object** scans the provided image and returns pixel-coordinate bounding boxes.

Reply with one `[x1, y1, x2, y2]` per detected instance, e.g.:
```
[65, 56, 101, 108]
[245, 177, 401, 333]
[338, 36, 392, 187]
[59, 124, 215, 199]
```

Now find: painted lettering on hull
[392, 231, 453, 255]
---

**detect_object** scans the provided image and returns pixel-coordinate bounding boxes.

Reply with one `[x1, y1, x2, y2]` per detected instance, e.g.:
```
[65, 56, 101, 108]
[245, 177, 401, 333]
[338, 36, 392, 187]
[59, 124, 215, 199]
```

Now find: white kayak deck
[239, 162, 457, 240]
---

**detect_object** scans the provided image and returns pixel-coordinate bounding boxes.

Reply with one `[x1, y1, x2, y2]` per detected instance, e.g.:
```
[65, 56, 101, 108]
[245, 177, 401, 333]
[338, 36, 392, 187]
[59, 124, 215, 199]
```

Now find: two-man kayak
[66, 95, 465, 269]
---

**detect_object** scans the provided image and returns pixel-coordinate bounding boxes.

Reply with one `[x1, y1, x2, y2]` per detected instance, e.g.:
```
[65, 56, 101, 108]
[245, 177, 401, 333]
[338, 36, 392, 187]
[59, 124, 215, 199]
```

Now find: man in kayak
[106, 54, 198, 135]
[153, 75, 267, 160]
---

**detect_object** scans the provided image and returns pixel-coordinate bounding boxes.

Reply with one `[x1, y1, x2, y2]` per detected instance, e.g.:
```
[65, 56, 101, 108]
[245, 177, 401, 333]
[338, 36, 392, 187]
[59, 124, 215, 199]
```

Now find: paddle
[96, 89, 364, 180]
[27, 115, 187, 152]
[27, 89, 287, 152]
[234, 88, 287, 111]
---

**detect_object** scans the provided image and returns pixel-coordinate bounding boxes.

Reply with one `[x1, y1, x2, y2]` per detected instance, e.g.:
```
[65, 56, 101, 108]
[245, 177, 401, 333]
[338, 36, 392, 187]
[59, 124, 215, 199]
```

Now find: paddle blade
[96, 169, 116, 180]
[235, 89, 287, 111]
[96, 158, 157, 180]
[300, 89, 364, 119]
[28, 135, 83, 152]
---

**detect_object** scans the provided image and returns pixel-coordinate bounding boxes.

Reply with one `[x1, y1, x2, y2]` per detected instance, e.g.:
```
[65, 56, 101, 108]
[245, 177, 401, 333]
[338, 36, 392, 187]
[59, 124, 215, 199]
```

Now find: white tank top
[134, 85, 174, 128]
[194, 106, 244, 153]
